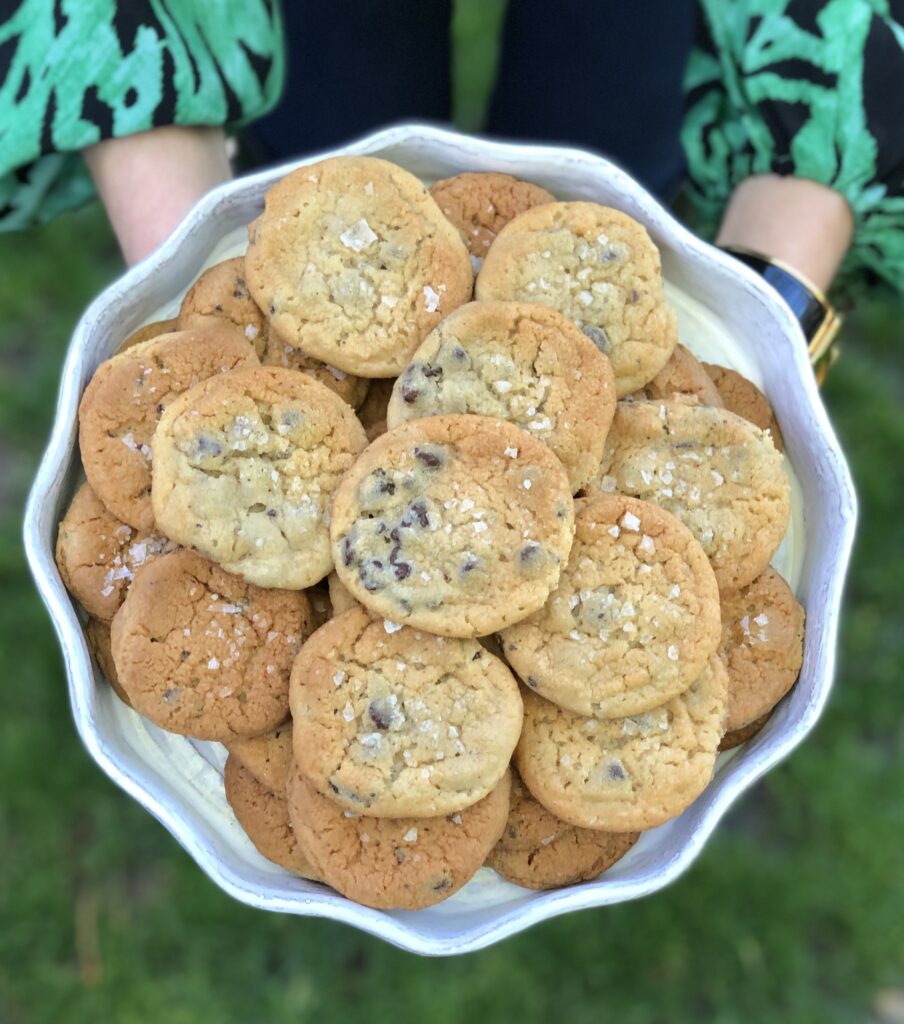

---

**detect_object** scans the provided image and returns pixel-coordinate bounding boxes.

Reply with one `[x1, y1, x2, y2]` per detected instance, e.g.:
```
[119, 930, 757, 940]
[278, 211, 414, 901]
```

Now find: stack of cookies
[56, 156, 805, 908]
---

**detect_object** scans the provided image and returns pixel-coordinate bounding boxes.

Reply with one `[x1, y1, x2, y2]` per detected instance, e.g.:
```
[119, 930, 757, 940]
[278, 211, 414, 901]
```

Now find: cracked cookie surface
[262, 327, 370, 408]
[719, 566, 804, 731]
[56, 482, 176, 621]
[331, 414, 575, 636]
[487, 769, 638, 889]
[476, 202, 677, 397]
[244, 156, 473, 377]
[703, 363, 784, 452]
[500, 495, 720, 718]
[589, 400, 790, 591]
[289, 607, 522, 817]
[287, 762, 510, 909]
[429, 171, 554, 266]
[79, 325, 259, 531]
[387, 301, 615, 492]
[178, 257, 268, 358]
[516, 655, 728, 832]
[111, 549, 311, 741]
[628, 343, 723, 406]
[224, 756, 320, 878]
[152, 366, 367, 590]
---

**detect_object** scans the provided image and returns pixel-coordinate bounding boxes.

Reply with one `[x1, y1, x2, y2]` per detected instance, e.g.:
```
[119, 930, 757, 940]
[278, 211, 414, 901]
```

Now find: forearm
[83, 126, 232, 266]
[715, 175, 854, 293]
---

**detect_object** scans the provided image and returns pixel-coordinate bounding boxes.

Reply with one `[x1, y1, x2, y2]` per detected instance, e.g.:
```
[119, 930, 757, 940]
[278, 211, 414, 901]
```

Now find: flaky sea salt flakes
[342, 702, 355, 722]
[569, 630, 581, 641]
[639, 535, 655, 554]
[364, 180, 374, 195]
[383, 620, 403, 634]
[529, 416, 552, 431]
[599, 475, 617, 493]
[711, 470, 725, 487]
[207, 657, 220, 670]
[754, 614, 769, 626]
[669, 585, 681, 599]
[504, 446, 519, 458]
[340, 218, 378, 252]
[326, 365, 347, 381]
[493, 380, 512, 394]
[621, 511, 641, 532]
[560, 754, 572, 767]
[423, 285, 442, 313]
[607, 525, 620, 539]
[380, 293, 398, 308]
[523, 480, 532, 490]
[472, 521, 487, 534]
[470, 254, 484, 274]
[667, 645, 679, 661]
[451, 814, 463, 826]
[403, 828, 418, 843]
[360, 732, 382, 749]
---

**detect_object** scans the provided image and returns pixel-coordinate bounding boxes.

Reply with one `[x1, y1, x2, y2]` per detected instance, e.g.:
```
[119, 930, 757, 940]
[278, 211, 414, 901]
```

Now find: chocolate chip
[432, 877, 453, 892]
[601, 248, 619, 262]
[401, 384, 420, 404]
[472, 650, 482, 660]
[421, 364, 443, 378]
[368, 698, 393, 730]
[451, 346, 466, 361]
[195, 434, 222, 457]
[582, 324, 611, 354]
[268, 302, 276, 315]
[266, 508, 278, 517]
[460, 554, 479, 576]
[409, 500, 429, 528]
[526, 675, 539, 689]
[393, 562, 412, 580]
[394, 848, 407, 864]
[607, 760, 627, 781]
[360, 559, 385, 591]
[414, 446, 443, 469]
[629, 289, 640, 303]
[674, 441, 695, 449]
[155, 403, 164, 415]
[341, 537, 355, 566]
[389, 527, 400, 543]
[520, 542, 541, 563]
[179, 651, 189, 662]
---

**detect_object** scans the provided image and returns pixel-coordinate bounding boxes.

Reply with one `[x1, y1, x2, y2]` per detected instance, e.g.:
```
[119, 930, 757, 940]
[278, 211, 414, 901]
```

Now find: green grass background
[2, 4, 902, 1021]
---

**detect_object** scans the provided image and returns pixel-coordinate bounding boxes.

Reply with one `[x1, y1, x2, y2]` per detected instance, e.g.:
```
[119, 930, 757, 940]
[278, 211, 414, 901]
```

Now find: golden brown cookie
[702, 363, 785, 452]
[719, 712, 771, 751]
[327, 571, 359, 614]
[152, 365, 367, 590]
[79, 326, 259, 531]
[111, 549, 311, 741]
[224, 756, 320, 878]
[590, 400, 790, 592]
[387, 301, 616, 492]
[118, 318, 180, 353]
[290, 607, 523, 817]
[286, 762, 510, 909]
[500, 495, 721, 718]
[85, 616, 131, 706]
[261, 328, 370, 409]
[331, 415, 575, 637]
[487, 770, 639, 889]
[516, 656, 728, 832]
[56, 482, 176, 621]
[429, 171, 555, 265]
[719, 566, 804, 731]
[177, 257, 267, 358]
[629, 344, 724, 407]
[245, 156, 473, 377]
[225, 720, 294, 795]
[476, 202, 677, 397]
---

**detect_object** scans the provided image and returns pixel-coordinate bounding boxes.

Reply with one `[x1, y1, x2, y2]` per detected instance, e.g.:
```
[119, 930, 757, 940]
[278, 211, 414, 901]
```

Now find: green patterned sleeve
[0, 0, 285, 231]
[682, 0, 904, 296]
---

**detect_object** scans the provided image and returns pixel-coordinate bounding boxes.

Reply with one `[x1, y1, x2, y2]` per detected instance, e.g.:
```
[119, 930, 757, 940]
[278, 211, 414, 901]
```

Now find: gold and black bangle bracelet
[721, 246, 842, 383]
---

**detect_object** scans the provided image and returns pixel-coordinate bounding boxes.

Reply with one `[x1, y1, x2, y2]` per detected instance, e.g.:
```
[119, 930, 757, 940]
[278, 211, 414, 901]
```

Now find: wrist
[715, 174, 854, 293]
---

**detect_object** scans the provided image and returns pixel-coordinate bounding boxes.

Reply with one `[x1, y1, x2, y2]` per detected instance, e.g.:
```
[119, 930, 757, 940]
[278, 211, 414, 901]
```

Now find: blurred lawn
[2, 4, 903, 1022]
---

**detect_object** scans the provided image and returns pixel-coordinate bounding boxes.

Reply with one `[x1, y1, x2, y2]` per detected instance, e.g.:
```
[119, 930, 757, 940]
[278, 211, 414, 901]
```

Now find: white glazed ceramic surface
[24, 125, 856, 956]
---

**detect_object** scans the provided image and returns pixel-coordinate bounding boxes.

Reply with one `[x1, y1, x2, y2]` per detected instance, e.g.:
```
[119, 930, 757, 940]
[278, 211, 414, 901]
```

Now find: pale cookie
[327, 571, 359, 614]
[111, 549, 311, 741]
[387, 301, 616, 492]
[516, 656, 728, 832]
[118, 318, 179, 353]
[152, 366, 368, 590]
[79, 326, 259, 530]
[476, 202, 677, 397]
[429, 171, 555, 265]
[290, 607, 523, 817]
[244, 156, 473, 377]
[178, 257, 268, 358]
[487, 769, 639, 889]
[224, 756, 320, 878]
[719, 711, 770, 751]
[85, 617, 131, 706]
[262, 328, 370, 408]
[591, 401, 790, 591]
[225, 720, 294, 795]
[629, 344, 723, 407]
[719, 566, 804, 732]
[56, 482, 176, 621]
[287, 762, 510, 909]
[702, 363, 784, 453]
[331, 415, 575, 636]
[501, 494, 720, 718]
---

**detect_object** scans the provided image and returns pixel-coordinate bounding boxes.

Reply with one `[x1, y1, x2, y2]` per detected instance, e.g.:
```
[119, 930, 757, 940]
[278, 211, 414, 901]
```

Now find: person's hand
[715, 174, 854, 292]
[83, 125, 232, 266]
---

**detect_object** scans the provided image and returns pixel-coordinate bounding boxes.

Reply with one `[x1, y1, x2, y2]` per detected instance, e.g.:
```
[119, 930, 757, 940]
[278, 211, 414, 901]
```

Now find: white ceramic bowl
[24, 125, 856, 955]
